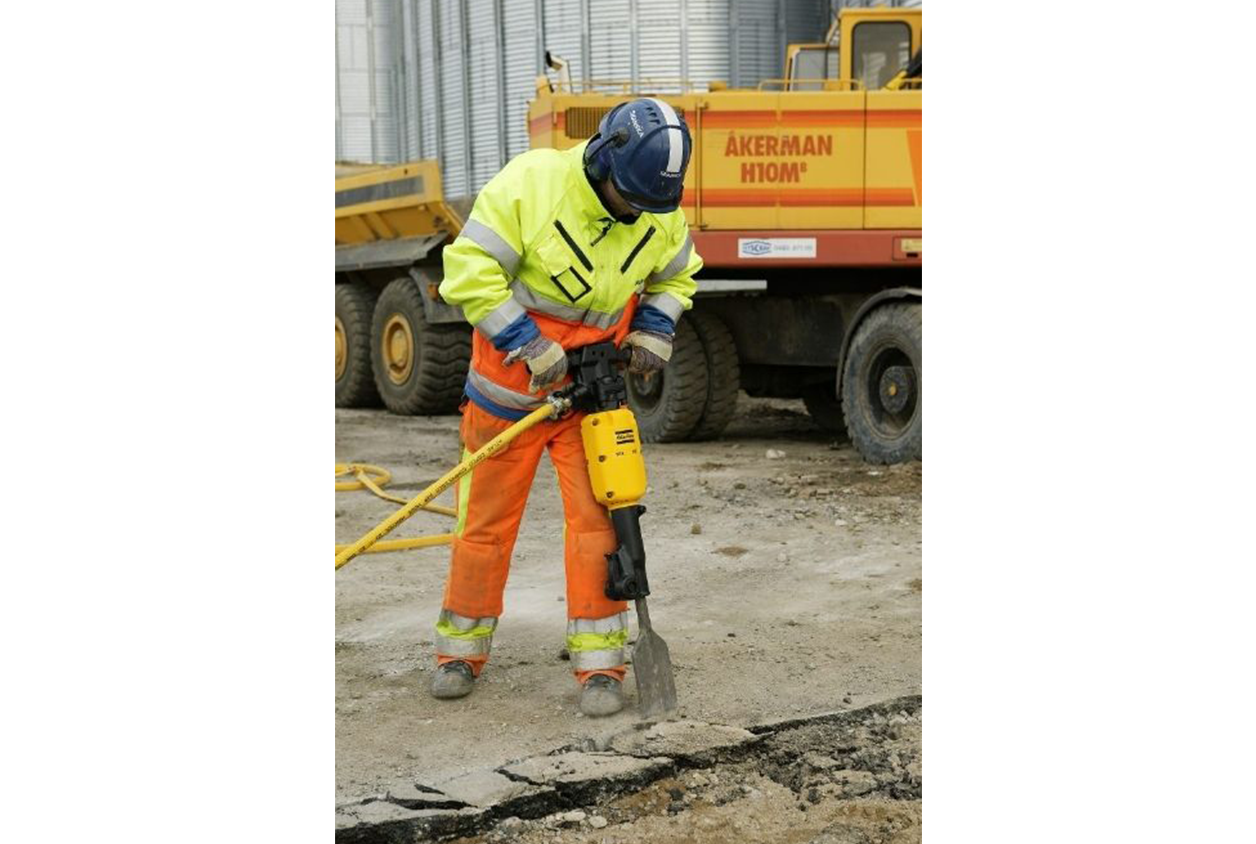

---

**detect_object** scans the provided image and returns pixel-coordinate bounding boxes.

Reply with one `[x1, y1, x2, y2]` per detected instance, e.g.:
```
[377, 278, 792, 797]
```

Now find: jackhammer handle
[605, 504, 649, 601]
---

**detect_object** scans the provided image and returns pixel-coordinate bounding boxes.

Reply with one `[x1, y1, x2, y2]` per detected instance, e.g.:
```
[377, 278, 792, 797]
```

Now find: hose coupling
[546, 393, 574, 417]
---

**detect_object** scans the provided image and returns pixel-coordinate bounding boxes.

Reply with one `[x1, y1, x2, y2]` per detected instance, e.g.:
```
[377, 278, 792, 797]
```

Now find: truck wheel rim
[864, 346, 917, 437]
[382, 314, 415, 385]
[335, 316, 348, 380]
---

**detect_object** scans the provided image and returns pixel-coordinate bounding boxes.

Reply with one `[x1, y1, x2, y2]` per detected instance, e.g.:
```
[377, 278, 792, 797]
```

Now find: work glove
[621, 330, 673, 375]
[504, 335, 568, 393]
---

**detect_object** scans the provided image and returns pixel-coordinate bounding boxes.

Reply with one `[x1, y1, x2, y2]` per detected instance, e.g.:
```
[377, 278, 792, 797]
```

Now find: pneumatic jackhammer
[552, 342, 677, 719]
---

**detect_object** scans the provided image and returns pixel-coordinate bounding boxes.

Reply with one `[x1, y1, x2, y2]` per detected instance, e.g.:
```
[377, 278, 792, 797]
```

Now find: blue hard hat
[583, 98, 692, 214]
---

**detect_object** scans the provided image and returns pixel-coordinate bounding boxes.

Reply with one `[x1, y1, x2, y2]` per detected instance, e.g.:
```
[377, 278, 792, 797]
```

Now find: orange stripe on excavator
[866, 110, 922, 128]
[699, 109, 920, 129]
[528, 111, 564, 137]
[682, 188, 915, 208]
[703, 110, 863, 129]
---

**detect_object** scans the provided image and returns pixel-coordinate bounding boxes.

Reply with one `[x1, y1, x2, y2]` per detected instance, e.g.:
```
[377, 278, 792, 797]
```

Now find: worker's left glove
[622, 330, 673, 375]
[504, 335, 568, 393]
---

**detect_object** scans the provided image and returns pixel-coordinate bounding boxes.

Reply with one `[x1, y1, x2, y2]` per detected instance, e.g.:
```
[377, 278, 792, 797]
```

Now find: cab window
[789, 47, 837, 91]
[851, 21, 911, 89]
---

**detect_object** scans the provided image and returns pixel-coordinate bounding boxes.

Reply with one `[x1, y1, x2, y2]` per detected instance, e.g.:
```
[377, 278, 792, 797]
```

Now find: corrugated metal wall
[588, 0, 632, 84]
[335, 0, 835, 196]
[501, 1, 542, 160]
[336, 0, 402, 162]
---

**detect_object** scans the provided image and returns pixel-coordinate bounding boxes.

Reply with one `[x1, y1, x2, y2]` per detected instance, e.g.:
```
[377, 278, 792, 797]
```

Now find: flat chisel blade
[632, 597, 677, 719]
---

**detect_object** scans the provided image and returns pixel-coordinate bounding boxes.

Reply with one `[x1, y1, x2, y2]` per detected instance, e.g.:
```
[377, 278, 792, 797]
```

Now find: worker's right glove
[622, 330, 673, 375]
[504, 335, 568, 393]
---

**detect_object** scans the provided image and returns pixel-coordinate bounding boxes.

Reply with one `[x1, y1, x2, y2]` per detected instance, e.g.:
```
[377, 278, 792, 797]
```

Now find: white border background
[2, 1, 1253, 840]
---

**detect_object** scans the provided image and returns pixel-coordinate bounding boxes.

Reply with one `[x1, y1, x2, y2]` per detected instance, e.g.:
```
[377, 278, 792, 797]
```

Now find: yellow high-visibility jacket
[439, 142, 702, 420]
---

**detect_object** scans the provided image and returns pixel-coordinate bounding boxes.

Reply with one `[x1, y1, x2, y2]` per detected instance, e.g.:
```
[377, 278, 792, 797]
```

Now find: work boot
[579, 674, 624, 717]
[429, 660, 476, 700]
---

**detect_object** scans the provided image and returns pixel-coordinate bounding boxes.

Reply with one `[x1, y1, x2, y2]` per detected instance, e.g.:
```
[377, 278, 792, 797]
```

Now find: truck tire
[687, 311, 740, 440]
[802, 383, 848, 439]
[335, 282, 381, 408]
[841, 302, 921, 464]
[627, 316, 709, 443]
[370, 276, 471, 415]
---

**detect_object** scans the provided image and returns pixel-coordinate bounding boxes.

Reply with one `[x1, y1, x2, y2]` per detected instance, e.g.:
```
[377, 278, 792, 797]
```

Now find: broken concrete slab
[344, 800, 441, 824]
[500, 751, 674, 804]
[608, 719, 759, 765]
[748, 694, 922, 735]
[335, 803, 486, 844]
[334, 801, 451, 844]
[382, 781, 466, 810]
[433, 767, 557, 816]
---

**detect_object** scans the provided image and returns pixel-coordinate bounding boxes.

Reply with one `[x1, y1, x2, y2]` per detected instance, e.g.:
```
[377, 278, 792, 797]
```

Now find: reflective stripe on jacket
[439, 142, 703, 420]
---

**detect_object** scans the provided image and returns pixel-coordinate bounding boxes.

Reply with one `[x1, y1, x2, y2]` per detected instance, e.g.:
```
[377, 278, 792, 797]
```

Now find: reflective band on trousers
[639, 291, 685, 323]
[440, 609, 498, 632]
[566, 613, 629, 671]
[570, 648, 626, 671]
[509, 280, 626, 329]
[460, 219, 521, 277]
[466, 368, 547, 411]
[435, 609, 497, 657]
[648, 234, 693, 284]
[567, 612, 629, 636]
[475, 296, 527, 340]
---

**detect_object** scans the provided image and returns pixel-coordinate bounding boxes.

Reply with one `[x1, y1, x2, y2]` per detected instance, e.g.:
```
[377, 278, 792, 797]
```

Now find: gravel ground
[336, 396, 921, 812]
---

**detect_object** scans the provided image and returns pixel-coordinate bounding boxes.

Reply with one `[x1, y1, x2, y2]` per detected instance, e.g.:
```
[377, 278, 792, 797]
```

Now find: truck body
[334, 6, 922, 463]
[334, 160, 471, 414]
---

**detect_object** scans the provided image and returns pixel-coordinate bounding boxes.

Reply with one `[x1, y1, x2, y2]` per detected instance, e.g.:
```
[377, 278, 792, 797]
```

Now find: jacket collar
[567, 142, 640, 233]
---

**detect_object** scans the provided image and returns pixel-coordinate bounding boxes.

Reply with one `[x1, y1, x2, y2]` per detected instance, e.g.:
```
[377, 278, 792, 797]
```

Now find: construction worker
[429, 98, 700, 716]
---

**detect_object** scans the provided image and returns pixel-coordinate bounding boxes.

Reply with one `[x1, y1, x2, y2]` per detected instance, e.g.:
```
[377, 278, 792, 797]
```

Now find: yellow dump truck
[335, 160, 473, 413]
[336, 5, 921, 464]
[528, 6, 922, 463]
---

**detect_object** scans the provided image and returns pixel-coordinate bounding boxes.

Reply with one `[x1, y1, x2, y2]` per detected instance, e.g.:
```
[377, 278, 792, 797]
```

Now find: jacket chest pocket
[535, 227, 594, 304]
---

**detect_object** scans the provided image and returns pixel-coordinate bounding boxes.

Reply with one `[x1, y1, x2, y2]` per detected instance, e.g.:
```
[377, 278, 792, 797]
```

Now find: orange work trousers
[435, 401, 629, 684]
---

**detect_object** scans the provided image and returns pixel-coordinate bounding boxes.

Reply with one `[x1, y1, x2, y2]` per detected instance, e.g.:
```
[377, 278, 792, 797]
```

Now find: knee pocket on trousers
[447, 536, 511, 619]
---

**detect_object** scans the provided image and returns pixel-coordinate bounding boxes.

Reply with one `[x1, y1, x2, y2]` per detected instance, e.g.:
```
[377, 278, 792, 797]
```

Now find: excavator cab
[784, 6, 921, 92]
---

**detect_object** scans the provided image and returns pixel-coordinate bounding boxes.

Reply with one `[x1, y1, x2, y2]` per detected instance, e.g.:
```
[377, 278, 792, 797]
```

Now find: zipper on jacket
[553, 220, 593, 272]
[591, 217, 616, 246]
[620, 226, 657, 274]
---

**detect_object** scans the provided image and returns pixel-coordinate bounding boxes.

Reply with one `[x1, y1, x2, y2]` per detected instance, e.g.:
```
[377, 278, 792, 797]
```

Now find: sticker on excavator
[737, 237, 817, 259]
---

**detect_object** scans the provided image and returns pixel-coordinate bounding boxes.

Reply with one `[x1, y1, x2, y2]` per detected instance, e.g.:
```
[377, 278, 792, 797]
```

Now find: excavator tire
[841, 302, 921, 464]
[335, 282, 381, 408]
[686, 311, 740, 441]
[370, 276, 471, 415]
[627, 316, 709, 443]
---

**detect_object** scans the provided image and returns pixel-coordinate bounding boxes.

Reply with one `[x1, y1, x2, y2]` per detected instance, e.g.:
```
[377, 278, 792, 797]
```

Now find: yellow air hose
[335, 399, 568, 571]
[335, 462, 458, 515]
